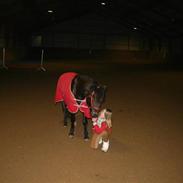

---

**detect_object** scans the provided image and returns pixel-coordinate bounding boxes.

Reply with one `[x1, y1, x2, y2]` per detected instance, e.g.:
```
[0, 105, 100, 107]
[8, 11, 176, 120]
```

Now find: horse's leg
[69, 113, 76, 138]
[61, 101, 65, 112]
[82, 114, 89, 140]
[61, 102, 69, 127]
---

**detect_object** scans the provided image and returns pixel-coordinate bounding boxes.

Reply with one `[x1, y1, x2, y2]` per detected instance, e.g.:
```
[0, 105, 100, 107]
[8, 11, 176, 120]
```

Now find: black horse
[55, 72, 107, 140]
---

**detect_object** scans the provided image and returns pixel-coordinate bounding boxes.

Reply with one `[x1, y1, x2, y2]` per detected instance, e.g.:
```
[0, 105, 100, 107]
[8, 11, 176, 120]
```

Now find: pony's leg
[61, 101, 65, 112]
[82, 115, 89, 140]
[69, 113, 76, 138]
[61, 102, 69, 127]
[64, 109, 70, 127]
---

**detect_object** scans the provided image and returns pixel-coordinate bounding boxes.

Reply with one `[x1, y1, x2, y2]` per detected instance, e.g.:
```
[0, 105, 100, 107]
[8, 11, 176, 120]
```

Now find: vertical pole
[1, 47, 8, 69]
[3, 48, 5, 66]
[37, 48, 46, 71]
[128, 34, 130, 50]
[41, 49, 44, 67]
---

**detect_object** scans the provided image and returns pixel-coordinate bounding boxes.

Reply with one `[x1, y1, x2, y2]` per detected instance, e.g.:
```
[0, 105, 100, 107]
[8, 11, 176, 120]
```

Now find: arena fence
[1, 47, 181, 71]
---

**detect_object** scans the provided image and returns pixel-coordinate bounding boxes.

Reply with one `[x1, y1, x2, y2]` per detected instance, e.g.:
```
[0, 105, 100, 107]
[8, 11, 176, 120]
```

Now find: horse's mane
[71, 74, 98, 100]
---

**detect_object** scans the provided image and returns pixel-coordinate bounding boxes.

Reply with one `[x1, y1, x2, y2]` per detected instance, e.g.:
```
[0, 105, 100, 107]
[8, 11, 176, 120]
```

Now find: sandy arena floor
[0, 62, 183, 183]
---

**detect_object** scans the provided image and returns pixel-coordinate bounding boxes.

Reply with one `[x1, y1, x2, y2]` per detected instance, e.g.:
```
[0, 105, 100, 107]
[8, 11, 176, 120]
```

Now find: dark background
[0, 0, 183, 65]
[1, 2, 183, 182]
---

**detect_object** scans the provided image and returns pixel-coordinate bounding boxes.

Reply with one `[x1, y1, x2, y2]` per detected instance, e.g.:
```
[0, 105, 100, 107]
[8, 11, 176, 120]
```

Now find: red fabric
[55, 72, 91, 118]
[93, 122, 112, 134]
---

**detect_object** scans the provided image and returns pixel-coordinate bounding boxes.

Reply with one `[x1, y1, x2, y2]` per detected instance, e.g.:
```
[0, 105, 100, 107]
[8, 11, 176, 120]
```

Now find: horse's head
[72, 74, 107, 118]
[86, 84, 107, 118]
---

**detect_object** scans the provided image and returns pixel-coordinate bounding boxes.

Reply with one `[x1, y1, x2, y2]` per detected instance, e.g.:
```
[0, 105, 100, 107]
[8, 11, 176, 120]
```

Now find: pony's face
[87, 85, 107, 118]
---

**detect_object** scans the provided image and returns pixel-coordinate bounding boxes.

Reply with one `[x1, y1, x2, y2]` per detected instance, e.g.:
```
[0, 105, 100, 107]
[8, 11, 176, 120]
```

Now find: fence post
[37, 49, 46, 71]
[0, 48, 8, 70]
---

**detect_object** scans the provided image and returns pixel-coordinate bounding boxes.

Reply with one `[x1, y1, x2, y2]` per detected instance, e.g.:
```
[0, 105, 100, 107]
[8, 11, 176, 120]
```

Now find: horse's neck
[71, 76, 87, 101]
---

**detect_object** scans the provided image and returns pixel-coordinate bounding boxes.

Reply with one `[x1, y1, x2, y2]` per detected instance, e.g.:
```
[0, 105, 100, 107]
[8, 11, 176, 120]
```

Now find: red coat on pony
[55, 72, 91, 118]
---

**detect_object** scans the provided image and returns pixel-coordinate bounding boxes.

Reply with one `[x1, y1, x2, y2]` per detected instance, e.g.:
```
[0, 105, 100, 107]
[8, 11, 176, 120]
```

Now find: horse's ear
[91, 81, 98, 92]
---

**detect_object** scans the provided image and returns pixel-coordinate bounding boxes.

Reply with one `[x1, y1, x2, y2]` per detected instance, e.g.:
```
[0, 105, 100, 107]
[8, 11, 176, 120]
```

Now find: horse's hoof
[69, 134, 74, 138]
[84, 137, 89, 141]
